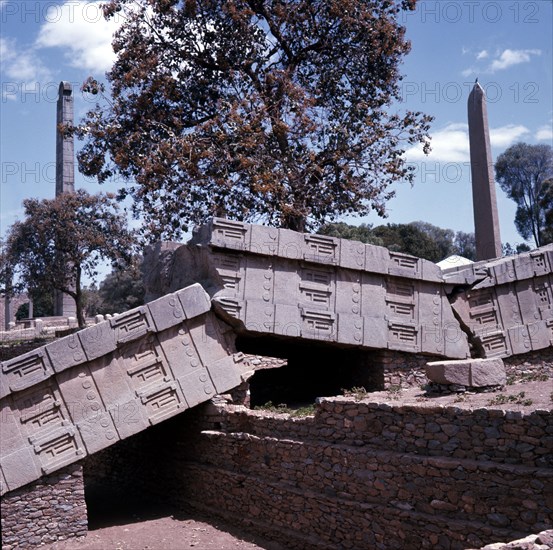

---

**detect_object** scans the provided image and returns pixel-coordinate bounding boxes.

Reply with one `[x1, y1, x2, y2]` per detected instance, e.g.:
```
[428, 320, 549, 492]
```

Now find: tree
[96, 257, 145, 315]
[452, 231, 476, 261]
[3, 190, 137, 327]
[495, 143, 553, 247]
[318, 222, 383, 245]
[74, 0, 432, 241]
[318, 220, 477, 262]
[540, 178, 553, 245]
[15, 288, 54, 320]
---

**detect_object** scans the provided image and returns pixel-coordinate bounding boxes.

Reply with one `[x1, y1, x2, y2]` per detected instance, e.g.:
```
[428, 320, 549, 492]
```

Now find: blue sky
[1, 0, 552, 261]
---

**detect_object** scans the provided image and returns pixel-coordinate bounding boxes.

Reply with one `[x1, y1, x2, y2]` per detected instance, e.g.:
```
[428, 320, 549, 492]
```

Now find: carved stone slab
[447, 246, 553, 358]
[0, 284, 245, 495]
[190, 218, 470, 359]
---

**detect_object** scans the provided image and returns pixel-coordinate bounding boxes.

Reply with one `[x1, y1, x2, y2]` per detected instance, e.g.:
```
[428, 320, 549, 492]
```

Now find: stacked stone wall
[0, 463, 86, 549]
[159, 399, 552, 550]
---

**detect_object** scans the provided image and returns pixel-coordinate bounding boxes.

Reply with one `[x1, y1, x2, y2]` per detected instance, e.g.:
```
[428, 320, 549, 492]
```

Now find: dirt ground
[41, 503, 284, 550]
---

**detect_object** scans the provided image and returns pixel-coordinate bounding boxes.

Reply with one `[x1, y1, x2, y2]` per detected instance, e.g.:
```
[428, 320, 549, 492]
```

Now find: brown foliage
[76, 0, 433, 240]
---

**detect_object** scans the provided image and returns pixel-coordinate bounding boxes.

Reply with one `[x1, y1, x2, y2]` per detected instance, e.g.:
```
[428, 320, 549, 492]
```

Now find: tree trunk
[75, 267, 86, 328]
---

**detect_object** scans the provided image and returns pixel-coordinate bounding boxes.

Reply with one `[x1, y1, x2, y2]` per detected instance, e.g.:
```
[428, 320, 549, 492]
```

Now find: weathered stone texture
[426, 358, 506, 387]
[0, 463, 86, 550]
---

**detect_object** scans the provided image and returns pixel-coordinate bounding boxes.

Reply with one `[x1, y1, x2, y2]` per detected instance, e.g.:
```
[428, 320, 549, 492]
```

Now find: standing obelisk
[54, 81, 77, 316]
[56, 81, 75, 196]
[468, 81, 502, 260]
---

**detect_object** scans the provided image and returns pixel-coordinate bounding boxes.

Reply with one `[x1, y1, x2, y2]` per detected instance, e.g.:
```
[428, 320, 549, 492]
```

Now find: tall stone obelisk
[56, 81, 75, 196]
[54, 81, 77, 317]
[468, 81, 502, 261]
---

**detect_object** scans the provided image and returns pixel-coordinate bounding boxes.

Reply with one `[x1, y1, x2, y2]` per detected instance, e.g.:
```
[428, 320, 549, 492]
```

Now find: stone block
[207, 355, 243, 394]
[45, 334, 87, 374]
[303, 234, 339, 265]
[278, 228, 305, 261]
[426, 360, 472, 386]
[110, 306, 153, 344]
[56, 365, 120, 454]
[78, 322, 117, 361]
[426, 358, 505, 387]
[187, 313, 233, 366]
[176, 368, 216, 408]
[147, 292, 185, 332]
[250, 225, 279, 256]
[388, 251, 421, 279]
[363, 316, 388, 349]
[470, 359, 506, 387]
[337, 313, 364, 346]
[1, 447, 41, 493]
[176, 283, 212, 319]
[210, 218, 249, 251]
[339, 239, 366, 271]
[242, 256, 273, 302]
[1, 349, 54, 397]
[244, 301, 275, 333]
[274, 304, 301, 337]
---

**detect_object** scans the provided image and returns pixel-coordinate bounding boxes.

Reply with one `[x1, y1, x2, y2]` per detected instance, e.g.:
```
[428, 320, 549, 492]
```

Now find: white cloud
[489, 49, 542, 72]
[405, 123, 470, 163]
[0, 37, 52, 99]
[36, 0, 121, 74]
[535, 125, 553, 142]
[462, 67, 475, 78]
[406, 122, 532, 164]
[476, 50, 489, 60]
[490, 124, 530, 148]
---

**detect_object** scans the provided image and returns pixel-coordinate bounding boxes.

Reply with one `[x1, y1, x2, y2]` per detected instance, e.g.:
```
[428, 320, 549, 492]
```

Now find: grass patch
[487, 391, 533, 406]
[342, 386, 369, 401]
[253, 401, 316, 417]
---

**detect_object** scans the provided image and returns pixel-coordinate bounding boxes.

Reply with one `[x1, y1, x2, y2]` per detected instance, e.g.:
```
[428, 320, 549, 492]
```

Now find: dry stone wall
[0, 463, 86, 549]
[161, 399, 552, 550]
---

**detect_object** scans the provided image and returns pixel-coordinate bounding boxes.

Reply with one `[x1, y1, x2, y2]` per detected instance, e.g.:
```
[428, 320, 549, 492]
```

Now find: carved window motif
[302, 310, 335, 332]
[217, 298, 242, 318]
[213, 254, 241, 271]
[139, 384, 181, 424]
[28, 426, 81, 473]
[480, 333, 507, 354]
[470, 310, 498, 326]
[15, 387, 65, 435]
[20, 401, 63, 431]
[532, 253, 546, 272]
[386, 279, 414, 299]
[220, 275, 241, 290]
[390, 253, 418, 270]
[469, 292, 493, 309]
[36, 433, 76, 461]
[124, 340, 167, 388]
[302, 288, 331, 307]
[387, 302, 415, 318]
[111, 310, 151, 344]
[3, 353, 50, 390]
[389, 323, 417, 344]
[302, 268, 332, 286]
[305, 235, 336, 258]
[213, 220, 247, 241]
[534, 282, 551, 305]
